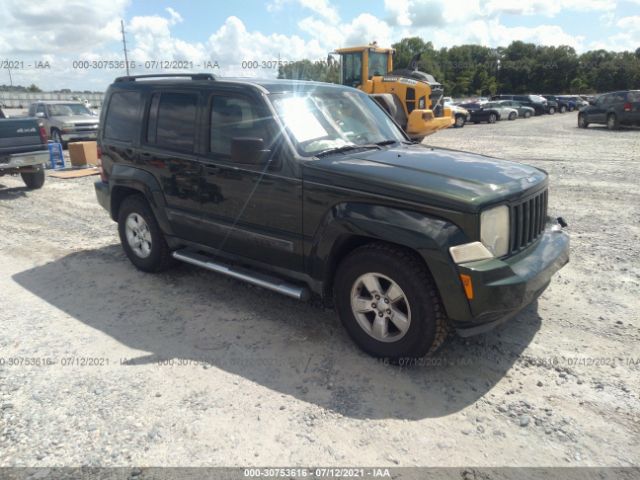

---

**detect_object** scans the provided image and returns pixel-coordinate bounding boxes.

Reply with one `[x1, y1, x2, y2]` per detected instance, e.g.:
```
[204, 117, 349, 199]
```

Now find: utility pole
[121, 19, 130, 76]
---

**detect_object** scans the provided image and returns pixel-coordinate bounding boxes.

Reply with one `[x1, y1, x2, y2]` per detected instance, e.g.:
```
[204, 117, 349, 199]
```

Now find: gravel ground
[0, 112, 638, 467]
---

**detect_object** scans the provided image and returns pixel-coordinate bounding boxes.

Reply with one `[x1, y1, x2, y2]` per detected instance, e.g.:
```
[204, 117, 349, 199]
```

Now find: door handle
[203, 165, 220, 174]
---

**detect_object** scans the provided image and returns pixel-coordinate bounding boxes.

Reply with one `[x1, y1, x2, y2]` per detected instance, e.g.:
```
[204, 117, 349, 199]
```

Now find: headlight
[481, 205, 510, 257]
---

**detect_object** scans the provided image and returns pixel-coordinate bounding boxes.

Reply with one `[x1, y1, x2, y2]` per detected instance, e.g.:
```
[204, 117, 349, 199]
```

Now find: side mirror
[230, 137, 270, 165]
[588, 100, 595, 106]
[35, 112, 45, 118]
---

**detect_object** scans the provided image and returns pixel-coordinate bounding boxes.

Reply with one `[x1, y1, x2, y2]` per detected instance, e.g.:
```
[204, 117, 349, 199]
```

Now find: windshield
[270, 90, 406, 157]
[48, 103, 92, 116]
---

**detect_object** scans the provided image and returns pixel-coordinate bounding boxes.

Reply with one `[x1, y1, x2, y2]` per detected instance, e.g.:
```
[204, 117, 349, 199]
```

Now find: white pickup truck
[0, 109, 49, 189]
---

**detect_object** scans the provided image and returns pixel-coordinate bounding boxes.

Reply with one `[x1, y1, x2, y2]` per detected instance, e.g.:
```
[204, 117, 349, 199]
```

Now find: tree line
[278, 38, 640, 96]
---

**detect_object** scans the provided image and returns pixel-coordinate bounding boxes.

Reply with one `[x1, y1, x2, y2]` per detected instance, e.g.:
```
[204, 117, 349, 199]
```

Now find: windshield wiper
[314, 144, 382, 158]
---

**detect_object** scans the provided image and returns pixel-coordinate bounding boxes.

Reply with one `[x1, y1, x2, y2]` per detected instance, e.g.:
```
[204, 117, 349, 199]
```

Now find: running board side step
[172, 250, 310, 301]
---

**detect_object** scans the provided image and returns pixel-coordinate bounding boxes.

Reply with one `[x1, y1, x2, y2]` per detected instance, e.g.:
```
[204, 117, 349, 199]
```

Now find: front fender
[109, 164, 173, 235]
[308, 202, 473, 322]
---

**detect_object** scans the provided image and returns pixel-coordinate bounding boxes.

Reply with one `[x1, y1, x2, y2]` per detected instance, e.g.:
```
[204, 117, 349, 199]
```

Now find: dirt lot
[0, 112, 638, 467]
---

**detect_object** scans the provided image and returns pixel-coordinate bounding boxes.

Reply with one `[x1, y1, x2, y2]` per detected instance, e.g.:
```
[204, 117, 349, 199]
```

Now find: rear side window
[209, 95, 271, 157]
[104, 91, 141, 142]
[147, 92, 198, 152]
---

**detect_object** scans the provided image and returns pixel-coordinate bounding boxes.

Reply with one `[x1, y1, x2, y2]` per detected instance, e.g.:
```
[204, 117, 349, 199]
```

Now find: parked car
[493, 100, 535, 118]
[566, 95, 589, 109]
[491, 94, 550, 115]
[542, 95, 570, 113]
[28, 101, 100, 148]
[0, 115, 49, 189]
[578, 90, 640, 130]
[458, 102, 501, 123]
[444, 99, 470, 128]
[483, 101, 518, 120]
[94, 74, 569, 359]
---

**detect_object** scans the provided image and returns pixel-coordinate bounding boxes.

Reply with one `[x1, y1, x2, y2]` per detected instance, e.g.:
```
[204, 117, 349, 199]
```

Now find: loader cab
[335, 45, 394, 92]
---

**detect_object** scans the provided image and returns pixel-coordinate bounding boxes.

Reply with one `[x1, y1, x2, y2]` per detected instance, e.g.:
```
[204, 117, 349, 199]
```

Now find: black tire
[578, 114, 589, 128]
[508, 112, 517, 120]
[117, 194, 173, 273]
[560, 105, 567, 113]
[607, 113, 619, 130]
[548, 107, 556, 115]
[334, 243, 449, 359]
[454, 115, 466, 128]
[523, 110, 532, 118]
[488, 113, 497, 124]
[21, 168, 45, 189]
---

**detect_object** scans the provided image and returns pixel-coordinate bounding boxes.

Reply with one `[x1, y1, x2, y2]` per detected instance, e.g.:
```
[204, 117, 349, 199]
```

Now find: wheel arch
[308, 202, 473, 322]
[108, 164, 173, 236]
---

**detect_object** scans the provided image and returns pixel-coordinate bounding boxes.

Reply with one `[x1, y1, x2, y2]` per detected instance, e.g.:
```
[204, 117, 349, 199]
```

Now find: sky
[1, 0, 639, 91]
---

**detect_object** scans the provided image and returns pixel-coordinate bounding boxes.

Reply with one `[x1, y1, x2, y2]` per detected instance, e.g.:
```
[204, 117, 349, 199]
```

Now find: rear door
[197, 89, 303, 271]
[141, 89, 207, 242]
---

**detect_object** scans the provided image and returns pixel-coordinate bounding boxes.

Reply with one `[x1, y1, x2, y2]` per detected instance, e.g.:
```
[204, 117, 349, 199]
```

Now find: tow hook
[552, 217, 568, 232]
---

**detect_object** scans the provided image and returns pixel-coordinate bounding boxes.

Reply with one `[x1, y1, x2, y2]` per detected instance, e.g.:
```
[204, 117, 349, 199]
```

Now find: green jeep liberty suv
[95, 74, 569, 359]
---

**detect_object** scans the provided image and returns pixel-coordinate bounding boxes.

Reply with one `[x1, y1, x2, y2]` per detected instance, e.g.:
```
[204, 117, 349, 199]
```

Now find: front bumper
[453, 225, 569, 336]
[0, 151, 49, 171]
[61, 131, 97, 142]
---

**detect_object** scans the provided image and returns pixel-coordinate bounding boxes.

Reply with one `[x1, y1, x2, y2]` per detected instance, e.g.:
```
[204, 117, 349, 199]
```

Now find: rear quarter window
[104, 91, 141, 142]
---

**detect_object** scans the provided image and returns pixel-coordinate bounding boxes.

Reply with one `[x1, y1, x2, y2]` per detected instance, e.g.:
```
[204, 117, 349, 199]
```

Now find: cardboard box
[68, 141, 98, 167]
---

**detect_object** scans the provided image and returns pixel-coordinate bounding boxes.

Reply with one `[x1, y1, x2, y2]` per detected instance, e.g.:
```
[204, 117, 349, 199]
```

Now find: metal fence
[0, 91, 105, 108]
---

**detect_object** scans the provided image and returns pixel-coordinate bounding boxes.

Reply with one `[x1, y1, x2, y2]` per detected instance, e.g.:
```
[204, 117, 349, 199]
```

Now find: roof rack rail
[114, 73, 215, 82]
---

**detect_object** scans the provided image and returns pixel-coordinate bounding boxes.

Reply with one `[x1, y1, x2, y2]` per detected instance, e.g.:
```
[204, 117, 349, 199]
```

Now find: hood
[54, 115, 98, 124]
[302, 144, 547, 212]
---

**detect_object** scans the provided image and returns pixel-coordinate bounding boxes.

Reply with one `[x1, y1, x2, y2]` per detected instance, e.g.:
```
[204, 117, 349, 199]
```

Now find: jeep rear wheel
[334, 243, 448, 359]
[117, 195, 173, 272]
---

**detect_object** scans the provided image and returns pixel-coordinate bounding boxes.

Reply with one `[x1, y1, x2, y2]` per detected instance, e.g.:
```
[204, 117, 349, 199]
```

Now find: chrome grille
[509, 189, 548, 254]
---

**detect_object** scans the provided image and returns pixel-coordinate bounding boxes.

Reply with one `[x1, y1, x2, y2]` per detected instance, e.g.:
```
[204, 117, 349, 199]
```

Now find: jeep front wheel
[334, 243, 448, 359]
[117, 195, 173, 272]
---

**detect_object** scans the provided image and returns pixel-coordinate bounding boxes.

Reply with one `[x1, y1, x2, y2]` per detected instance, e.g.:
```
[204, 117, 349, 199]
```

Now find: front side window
[368, 52, 389, 78]
[209, 95, 272, 157]
[104, 91, 141, 142]
[271, 89, 405, 156]
[342, 53, 363, 87]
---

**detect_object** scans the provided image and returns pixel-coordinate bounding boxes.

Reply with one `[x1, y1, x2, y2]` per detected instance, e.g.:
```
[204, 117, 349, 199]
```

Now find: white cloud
[165, 7, 184, 25]
[0, 0, 128, 54]
[268, 0, 339, 23]
[206, 16, 325, 76]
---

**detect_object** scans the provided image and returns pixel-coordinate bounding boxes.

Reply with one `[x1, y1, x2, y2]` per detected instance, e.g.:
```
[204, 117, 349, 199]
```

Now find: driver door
[197, 91, 304, 272]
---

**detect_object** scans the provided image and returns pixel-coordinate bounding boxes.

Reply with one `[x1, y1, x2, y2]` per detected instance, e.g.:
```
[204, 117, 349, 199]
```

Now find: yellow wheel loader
[334, 44, 453, 141]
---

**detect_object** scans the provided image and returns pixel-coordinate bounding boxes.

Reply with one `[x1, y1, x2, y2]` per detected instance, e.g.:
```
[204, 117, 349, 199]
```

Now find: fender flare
[108, 164, 173, 235]
[307, 202, 473, 322]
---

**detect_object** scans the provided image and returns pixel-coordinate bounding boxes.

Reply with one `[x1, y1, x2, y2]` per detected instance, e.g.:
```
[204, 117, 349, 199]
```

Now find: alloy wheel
[125, 213, 152, 258]
[350, 272, 411, 343]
